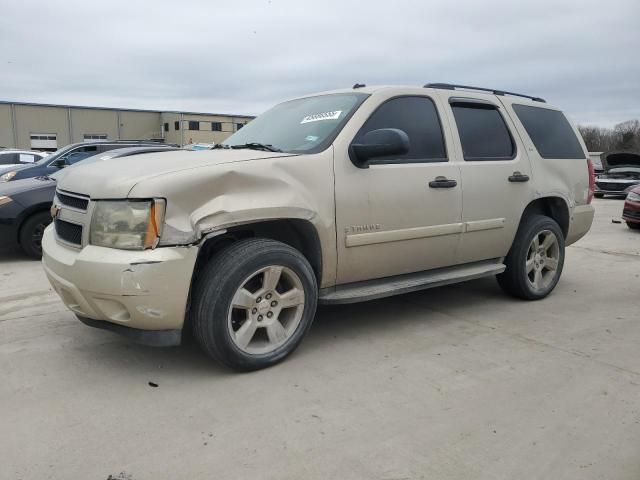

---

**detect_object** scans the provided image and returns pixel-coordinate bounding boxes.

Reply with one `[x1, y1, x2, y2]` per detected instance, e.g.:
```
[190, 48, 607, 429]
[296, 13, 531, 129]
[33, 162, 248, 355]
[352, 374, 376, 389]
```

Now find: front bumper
[566, 204, 595, 246]
[594, 180, 639, 196]
[42, 225, 198, 334]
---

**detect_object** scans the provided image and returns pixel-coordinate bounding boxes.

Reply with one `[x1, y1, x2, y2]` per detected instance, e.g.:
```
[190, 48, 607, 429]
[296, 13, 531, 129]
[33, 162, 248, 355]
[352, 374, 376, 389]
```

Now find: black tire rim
[31, 223, 47, 253]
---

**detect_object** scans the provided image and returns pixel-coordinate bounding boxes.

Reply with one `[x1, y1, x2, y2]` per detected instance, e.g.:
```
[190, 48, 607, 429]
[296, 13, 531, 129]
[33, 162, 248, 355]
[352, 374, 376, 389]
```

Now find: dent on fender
[158, 166, 321, 246]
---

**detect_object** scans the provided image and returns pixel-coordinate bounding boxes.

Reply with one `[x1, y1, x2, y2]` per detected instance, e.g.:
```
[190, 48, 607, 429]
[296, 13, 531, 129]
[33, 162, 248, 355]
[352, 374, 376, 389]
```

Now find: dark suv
[0, 140, 174, 182]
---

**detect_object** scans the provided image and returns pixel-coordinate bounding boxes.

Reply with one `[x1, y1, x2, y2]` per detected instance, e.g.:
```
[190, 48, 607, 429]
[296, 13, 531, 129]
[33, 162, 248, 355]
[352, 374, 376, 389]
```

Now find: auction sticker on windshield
[301, 110, 342, 124]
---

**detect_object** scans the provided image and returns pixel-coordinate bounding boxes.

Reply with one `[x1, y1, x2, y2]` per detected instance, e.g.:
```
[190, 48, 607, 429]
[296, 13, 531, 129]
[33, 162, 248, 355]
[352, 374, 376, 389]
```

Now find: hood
[602, 151, 640, 171]
[0, 176, 55, 197]
[56, 149, 297, 198]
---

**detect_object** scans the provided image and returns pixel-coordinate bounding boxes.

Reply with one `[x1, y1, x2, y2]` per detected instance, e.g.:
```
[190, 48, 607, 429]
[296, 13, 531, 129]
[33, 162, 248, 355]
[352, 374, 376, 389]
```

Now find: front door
[333, 94, 464, 284]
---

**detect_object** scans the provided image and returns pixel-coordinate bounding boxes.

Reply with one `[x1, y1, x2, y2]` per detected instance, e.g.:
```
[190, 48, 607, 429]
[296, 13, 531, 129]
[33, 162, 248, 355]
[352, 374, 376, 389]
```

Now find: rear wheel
[627, 221, 640, 230]
[191, 238, 318, 371]
[497, 215, 565, 300]
[19, 211, 52, 258]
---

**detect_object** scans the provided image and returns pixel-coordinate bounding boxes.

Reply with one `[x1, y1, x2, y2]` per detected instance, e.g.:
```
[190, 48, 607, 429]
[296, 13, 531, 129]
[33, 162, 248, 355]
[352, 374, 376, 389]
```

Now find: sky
[1, 0, 638, 127]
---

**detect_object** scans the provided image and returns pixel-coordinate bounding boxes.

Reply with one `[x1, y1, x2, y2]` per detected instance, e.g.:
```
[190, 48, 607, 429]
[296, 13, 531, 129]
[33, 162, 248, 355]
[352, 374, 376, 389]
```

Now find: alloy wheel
[525, 229, 560, 291]
[227, 265, 305, 355]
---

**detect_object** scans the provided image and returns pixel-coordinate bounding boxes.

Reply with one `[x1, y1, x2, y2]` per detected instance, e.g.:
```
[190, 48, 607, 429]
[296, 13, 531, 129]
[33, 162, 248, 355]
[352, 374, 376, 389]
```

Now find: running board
[318, 260, 505, 305]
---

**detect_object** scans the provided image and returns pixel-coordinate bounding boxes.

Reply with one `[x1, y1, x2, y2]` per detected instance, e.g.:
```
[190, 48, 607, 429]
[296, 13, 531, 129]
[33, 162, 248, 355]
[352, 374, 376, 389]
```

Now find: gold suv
[42, 84, 595, 370]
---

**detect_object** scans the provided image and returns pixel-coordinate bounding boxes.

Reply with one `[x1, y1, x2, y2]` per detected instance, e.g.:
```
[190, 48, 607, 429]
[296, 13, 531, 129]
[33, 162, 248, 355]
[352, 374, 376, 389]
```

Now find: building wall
[70, 108, 119, 142]
[0, 104, 14, 148]
[181, 114, 250, 145]
[14, 104, 70, 150]
[160, 112, 182, 145]
[119, 111, 163, 140]
[0, 102, 253, 150]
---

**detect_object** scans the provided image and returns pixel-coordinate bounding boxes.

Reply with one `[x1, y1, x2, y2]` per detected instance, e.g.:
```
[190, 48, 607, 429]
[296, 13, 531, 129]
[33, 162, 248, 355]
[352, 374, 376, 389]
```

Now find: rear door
[439, 92, 534, 263]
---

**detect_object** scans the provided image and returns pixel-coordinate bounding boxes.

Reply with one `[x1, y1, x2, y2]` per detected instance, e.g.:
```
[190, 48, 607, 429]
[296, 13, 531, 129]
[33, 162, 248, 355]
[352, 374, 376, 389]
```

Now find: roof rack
[111, 139, 167, 143]
[424, 83, 545, 103]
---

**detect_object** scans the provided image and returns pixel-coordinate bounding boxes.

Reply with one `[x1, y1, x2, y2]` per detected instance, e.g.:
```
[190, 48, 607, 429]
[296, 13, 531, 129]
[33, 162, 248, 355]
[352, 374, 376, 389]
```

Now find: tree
[613, 120, 640, 151]
[578, 120, 639, 152]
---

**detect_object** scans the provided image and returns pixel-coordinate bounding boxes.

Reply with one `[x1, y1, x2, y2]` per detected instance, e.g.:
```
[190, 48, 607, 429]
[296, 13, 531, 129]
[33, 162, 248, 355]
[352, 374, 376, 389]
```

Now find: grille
[595, 182, 628, 192]
[55, 218, 83, 246]
[623, 208, 640, 220]
[57, 191, 89, 210]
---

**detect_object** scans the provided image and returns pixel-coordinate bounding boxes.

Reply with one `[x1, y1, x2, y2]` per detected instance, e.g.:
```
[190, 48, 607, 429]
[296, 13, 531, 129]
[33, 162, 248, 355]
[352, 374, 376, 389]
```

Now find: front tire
[497, 215, 565, 300]
[627, 221, 640, 230]
[594, 193, 604, 199]
[191, 238, 318, 371]
[19, 211, 52, 259]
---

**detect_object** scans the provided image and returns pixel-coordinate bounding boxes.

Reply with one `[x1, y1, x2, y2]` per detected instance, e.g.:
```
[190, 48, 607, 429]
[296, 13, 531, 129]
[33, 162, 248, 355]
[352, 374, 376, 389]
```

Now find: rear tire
[191, 238, 318, 371]
[497, 215, 565, 300]
[19, 211, 52, 259]
[627, 221, 640, 230]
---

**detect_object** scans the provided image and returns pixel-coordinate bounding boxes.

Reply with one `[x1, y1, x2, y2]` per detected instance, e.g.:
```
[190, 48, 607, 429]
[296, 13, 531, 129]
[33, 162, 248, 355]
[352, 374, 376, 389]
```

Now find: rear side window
[0, 153, 18, 165]
[451, 103, 514, 161]
[353, 96, 447, 163]
[512, 105, 584, 159]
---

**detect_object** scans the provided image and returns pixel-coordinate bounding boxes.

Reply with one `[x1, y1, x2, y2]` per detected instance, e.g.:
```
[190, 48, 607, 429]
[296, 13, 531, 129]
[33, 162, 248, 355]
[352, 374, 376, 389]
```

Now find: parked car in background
[43, 83, 595, 371]
[594, 151, 640, 198]
[0, 140, 175, 182]
[0, 146, 178, 257]
[0, 150, 48, 174]
[588, 151, 604, 175]
[184, 143, 217, 150]
[622, 186, 640, 230]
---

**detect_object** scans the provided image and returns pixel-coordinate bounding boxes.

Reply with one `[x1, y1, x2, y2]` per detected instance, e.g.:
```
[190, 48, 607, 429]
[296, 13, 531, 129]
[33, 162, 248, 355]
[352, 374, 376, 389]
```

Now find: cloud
[0, 0, 638, 126]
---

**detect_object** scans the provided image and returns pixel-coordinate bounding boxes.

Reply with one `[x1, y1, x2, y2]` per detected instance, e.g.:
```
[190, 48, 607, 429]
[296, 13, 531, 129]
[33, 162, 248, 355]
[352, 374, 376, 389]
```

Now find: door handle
[508, 172, 530, 183]
[429, 176, 458, 188]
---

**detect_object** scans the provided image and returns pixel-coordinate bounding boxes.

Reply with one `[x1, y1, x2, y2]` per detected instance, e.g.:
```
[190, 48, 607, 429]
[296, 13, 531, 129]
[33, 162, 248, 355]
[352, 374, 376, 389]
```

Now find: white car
[0, 150, 48, 175]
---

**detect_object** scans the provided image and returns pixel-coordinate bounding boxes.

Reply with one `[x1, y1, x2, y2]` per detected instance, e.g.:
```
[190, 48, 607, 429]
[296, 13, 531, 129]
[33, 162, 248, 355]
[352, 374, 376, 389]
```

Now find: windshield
[224, 93, 368, 154]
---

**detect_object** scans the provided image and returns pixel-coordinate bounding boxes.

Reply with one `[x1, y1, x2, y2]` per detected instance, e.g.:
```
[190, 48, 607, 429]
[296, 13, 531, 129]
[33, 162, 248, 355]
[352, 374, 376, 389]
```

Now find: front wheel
[19, 211, 52, 258]
[627, 221, 640, 230]
[594, 193, 604, 199]
[497, 215, 565, 300]
[191, 238, 318, 371]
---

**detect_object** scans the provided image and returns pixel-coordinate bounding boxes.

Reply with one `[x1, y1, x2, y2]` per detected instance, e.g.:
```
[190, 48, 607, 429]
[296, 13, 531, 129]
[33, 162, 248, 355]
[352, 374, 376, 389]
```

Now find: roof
[0, 100, 255, 119]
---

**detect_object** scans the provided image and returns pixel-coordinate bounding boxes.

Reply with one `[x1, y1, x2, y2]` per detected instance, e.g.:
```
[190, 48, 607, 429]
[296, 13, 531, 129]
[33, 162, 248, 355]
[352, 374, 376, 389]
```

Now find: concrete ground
[1, 198, 638, 480]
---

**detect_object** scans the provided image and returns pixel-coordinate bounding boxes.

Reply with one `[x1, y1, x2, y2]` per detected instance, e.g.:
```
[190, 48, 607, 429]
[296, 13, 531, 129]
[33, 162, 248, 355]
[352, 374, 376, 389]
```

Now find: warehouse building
[0, 101, 254, 151]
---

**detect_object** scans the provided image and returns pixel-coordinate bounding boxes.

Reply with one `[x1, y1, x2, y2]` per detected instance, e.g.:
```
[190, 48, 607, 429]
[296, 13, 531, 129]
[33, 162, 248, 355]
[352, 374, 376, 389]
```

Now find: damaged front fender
[127, 150, 338, 285]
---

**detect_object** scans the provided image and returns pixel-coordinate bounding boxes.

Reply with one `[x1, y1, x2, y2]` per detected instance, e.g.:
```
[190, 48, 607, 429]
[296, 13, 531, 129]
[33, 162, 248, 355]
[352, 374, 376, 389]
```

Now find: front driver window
[63, 146, 99, 165]
[353, 96, 448, 164]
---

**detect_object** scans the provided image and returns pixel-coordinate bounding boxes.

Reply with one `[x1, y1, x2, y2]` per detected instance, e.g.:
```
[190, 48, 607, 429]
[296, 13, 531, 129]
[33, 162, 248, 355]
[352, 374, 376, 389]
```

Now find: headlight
[90, 199, 166, 250]
[1, 171, 17, 182]
[627, 191, 640, 203]
[0, 195, 12, 207]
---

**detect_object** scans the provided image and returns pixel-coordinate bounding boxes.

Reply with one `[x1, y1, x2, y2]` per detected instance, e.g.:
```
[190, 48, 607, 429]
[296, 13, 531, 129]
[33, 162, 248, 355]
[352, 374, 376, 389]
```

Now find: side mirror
[50, 158, 67, 169]
[350, 128, 410, 168]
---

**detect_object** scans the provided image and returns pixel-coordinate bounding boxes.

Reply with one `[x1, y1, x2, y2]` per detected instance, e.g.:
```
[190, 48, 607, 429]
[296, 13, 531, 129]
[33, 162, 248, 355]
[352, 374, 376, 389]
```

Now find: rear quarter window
[512, 104, 584, 159]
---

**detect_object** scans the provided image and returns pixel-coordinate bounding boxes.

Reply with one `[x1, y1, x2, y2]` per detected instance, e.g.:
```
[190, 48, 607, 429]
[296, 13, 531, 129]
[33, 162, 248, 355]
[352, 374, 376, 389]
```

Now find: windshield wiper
[229, 142, 282, 153]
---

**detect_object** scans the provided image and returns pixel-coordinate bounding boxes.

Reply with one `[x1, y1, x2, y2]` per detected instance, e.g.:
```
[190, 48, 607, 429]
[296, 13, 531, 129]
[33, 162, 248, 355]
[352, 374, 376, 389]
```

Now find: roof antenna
[353, 83, 366, 89]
